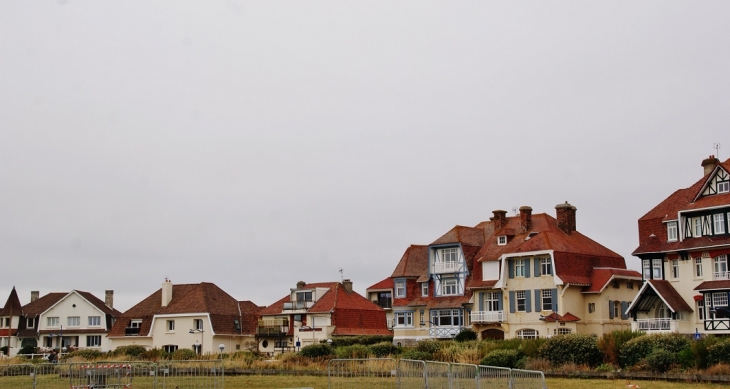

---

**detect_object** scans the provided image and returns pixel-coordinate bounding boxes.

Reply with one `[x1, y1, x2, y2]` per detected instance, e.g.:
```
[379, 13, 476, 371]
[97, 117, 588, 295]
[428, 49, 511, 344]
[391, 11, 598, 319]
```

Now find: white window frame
[88, 316, 101, 327]
[652, 258, 662, 279]
[440, 247, 459, 263]
[27, 318, 34, 328]
[671, 259, 679, 279]
[642, 259, 651, 279]
[485, 292, 500, 312]
[431, 309, 463, 327]
[541, 289, 552, 311]
[712, 292, 728, 310]
[394, 312, 413, 327]
[515, 259, 525, 277]
[667, 221, 678, 241]
[718, 180, 729, 193]
[421, 282, 428, 297]
[554, 328, 572, 335]
[588, 302, 595, 313]
[516, 290, 526, 312]
[694, 217, 702, 237]
[441, 278, 458, 296]
[166, 320, 175, 332]
[540, 257, 552, 275]
[613, 301, 620, 319]
[395, 280, 406, 298]
[698, 299, 705, 321]
[86, 335, 102, 347]
[715, 255, 728, 279]
[516, 329, 538, 339]
[714, 214, 726, 234]
[68, 316, 80, 327]
[130, 319, 142, 328]
[47, 317, 60, 327]
[497, 236, 507, 245]
[695, 257, 703, 277]
[193, 319, 203, 331]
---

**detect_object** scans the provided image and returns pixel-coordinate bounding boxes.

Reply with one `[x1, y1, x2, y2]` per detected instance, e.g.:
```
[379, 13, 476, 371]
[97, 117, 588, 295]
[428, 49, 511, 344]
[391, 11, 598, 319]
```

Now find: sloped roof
[238, 301, 264, 336]
[431, 225, 485, 247]
[0, 287, 23, 316]
[22, 293, 65, 316]
[542, 311, 581, 322]
[366, 278, 393, 291]
[582, 268, 643, 293]
[694, 280, 730, 291]
[108, 283, 246, 337]
[76, 291, 122, 317]
[628, 279, 693, 313]
[391, 245, 428, 278]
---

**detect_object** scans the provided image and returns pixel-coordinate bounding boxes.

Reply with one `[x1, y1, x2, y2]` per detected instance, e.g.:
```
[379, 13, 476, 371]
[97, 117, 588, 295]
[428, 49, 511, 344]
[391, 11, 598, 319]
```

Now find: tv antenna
[339, 268, 344, 282]
[512, 207, 518, 215]
[714, 143, 721, 159]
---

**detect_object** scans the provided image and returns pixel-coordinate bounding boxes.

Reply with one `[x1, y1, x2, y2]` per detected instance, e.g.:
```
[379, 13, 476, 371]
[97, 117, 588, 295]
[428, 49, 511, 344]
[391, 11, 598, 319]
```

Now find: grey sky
[1, 1, 727, 312]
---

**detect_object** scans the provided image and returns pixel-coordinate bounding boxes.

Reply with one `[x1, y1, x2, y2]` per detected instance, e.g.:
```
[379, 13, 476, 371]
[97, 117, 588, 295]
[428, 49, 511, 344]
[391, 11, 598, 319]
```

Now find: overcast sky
[1, 1, 728, 312]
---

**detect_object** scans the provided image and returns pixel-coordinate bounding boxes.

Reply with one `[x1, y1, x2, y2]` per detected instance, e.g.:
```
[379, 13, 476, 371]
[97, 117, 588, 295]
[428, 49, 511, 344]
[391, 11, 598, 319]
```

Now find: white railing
[433, 261, 460, 273]
[283, 301, 314, 310]
[429, 326, 465, 338]
[714, 271, 730, 280]
[470, 311, 504, 323]
[632, 318, 678, 332]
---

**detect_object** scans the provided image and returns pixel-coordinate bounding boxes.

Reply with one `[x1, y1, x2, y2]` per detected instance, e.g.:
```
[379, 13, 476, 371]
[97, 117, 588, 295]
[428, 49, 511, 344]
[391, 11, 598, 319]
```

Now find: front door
[482, 329, 504, 340]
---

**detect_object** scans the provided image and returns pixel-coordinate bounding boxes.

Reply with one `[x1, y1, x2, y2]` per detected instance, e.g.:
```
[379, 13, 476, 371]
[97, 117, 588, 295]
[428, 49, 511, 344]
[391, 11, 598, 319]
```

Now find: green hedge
[538, 334, 601, 367]
[619, 333, 690, 368]
[299, 343, 334, 358]
[480, 349, 524, 369]
[707, 339, 730, 365]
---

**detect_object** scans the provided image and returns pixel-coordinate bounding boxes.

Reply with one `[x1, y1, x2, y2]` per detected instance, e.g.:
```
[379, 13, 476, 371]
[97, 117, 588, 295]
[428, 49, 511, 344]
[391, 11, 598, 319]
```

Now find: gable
[699, 167, 730, 198]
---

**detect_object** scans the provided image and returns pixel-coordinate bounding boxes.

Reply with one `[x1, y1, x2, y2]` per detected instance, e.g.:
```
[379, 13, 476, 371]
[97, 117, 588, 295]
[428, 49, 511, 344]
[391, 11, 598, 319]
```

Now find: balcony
[714, 271, 730, 280]
[374, 298, 392, 309]
[470, 311, 504, 323]
[429, 326, 466, 338]
[283, 301, 314, 311]
[632, 318, 679, 332]
[257, 318, 289, 337]
[124, 327, 141, 336]
[433, 261, 461, 274]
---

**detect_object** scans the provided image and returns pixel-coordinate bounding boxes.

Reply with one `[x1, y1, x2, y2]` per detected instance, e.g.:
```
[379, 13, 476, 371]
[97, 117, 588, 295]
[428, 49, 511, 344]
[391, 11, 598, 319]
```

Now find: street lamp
[49, 325, 64, 353]
[218, 344, 225, 359]
[189, 322, 204, 355]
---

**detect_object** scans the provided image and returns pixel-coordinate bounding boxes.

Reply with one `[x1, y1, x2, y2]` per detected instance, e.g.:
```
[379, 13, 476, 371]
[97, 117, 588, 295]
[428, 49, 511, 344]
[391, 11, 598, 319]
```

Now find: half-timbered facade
[628, 156, 730, 335]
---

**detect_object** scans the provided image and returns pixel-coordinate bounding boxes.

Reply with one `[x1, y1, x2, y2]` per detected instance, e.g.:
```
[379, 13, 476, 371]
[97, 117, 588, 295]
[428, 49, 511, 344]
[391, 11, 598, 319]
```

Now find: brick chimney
[161, 278, 173, 307]
[556, 202, 577, 235]
[296, 281, 306, 289]
[342, 279, 353, 294]
[519, 206, 533, 233]
[105, 290, 114, 309]
[491, 210, 508, 230]
[702, 155, 720, 176]
[30, 291, 39, 302]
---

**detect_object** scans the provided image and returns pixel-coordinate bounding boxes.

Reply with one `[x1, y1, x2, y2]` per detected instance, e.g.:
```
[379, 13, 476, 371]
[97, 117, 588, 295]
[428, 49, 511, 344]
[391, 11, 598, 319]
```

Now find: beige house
[390, 203, 641, 345]
[108, 279, 262, 354]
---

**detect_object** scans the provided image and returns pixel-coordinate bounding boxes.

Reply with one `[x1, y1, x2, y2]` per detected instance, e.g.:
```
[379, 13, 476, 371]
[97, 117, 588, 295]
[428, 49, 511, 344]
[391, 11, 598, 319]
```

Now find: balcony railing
[124, 327, 141, 336]
[283, 301, 314, 310]
[257, 318, 289, 336]
[433, 261, 460, 274]
[429, 326, 465, 338]
[714, 271, 730, 280]
[470, 311, 504, 323]
[632, 318, 678, 332]
[374, 299, 392, 309]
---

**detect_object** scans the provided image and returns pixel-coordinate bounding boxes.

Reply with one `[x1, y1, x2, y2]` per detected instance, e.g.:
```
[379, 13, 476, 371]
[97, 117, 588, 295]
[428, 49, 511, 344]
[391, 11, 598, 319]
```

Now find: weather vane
[339, 268, 344, 282]
[714, 143, 721, 159]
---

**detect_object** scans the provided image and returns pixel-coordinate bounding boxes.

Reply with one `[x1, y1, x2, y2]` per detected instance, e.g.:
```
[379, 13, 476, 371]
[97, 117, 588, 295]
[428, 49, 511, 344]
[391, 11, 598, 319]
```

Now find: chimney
[161, 278, 173, 307]
[105, 290, 114, 309]
[492, 210, 507, 230]
[31, 291, 39, 302]
[296, 281, 306, 289]
[342, 279, 353, 294]
[556, 202, 577, 235]
[701, 155, 720, 176]
[519, 206, 533, 233]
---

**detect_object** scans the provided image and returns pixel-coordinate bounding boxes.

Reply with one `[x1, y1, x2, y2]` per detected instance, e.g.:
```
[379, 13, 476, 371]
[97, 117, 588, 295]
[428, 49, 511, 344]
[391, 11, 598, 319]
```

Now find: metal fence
[0, 360, 224, 389]
[328, 359, 546, 389]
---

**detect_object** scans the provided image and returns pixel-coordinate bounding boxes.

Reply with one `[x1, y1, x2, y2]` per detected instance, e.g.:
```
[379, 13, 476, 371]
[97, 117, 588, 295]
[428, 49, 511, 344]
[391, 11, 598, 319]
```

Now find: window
[516, 329, 538, 339]
[712, 292, 728, 308]
[540, 258, 552, 275]
[47, 317, 60, 327]
[275, 340, 289, 348]
[1, 318, 8, 327]
[698, 299, 705, 321]
[394, 312, 413, 327]
[715, 255, 728, 278]
[86, 335, 101, 347]
[714, 214, 726, 234]
[421, 282, 428, 297]
[694, 217, 703, 237]
[672, 259, 680, 279]
[497, 236, 507, 245]
[485, 292, 500, 312]
[166, 320, 175, 331]
[431, 309, 463, 326]
[588, 303, 595, 313]
[516, 291, 526, 312]
[130, 319, 142, 328]
[395, 280, 406, 298]
[441, 278, 457, 296]
[719, 180, 730, 193]
[695, 257, 704, 277]
[440, 247, 459, 262]
[667, 221, 678, 241]
[27, 318, 34, 328]
[88, 316, 101, 326]
[68, 316, 80, 327]
[643, 260, 651, 279]
[627, 281, 634, 290]
[652, 259, 662, 279]
[613, 280, 620, 289]
[296, 291, 313, 302]
[541, 290, 552, 311]
[613, 301, 620, 319]
[163, 345, 178, 353]
[554, 328, 572, 335]
[193, 319, 203, 331]
[515, 259, 525, 277]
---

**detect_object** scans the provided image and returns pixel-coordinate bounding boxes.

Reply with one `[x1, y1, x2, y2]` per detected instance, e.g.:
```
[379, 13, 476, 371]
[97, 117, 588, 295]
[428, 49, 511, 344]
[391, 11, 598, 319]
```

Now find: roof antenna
[339, 268, 344, 282]
[714, 142, 721, 159]
[512, 207, 518, 215]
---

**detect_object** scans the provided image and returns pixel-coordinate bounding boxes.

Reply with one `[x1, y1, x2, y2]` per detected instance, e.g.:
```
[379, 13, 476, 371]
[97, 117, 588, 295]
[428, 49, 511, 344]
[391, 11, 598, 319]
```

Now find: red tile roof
[582, 268, 643, 293]
[694, 280, 730, 291]
[0, 287, 23, 316]
[542, 311, 581, 322]
[648, 280, 693, 312]
[391, 245, 428, 278]
[366, 278, 393, 291]
[22, 293, 66, 316]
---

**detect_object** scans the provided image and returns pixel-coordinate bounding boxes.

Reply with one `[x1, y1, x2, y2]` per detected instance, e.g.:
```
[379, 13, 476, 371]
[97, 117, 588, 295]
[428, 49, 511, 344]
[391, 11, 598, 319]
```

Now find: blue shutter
[620, 301, 627, 320]
[608, 300, 614, 319]
[525, 259, 531, 278]
[508, 260, 514, 279]
[534, 259, 541, 277]
[551, 289, 558, 312]
[509, 291, 515, 313]
[478, 293, 484, 311]
[534, 290, 541, 312]
[525, 292, 532, 313]
[497, 292, 503, 311]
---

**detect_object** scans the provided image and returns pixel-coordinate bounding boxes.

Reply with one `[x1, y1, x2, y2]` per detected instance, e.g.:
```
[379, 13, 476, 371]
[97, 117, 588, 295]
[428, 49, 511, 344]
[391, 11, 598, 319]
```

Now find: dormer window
[497, 236, 507, 245]
[719, 180, 729, 193]
[395, 280, 406, 298]
[296, 291, 313, 302]
[421, 282, 428, 297]
[713, 214, 726, 234]
[667, 221, 678, 242]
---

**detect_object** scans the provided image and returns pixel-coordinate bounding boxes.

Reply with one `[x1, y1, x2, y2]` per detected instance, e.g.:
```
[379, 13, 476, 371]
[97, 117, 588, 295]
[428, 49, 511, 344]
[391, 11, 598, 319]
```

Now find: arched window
[516, 329, 538, 339]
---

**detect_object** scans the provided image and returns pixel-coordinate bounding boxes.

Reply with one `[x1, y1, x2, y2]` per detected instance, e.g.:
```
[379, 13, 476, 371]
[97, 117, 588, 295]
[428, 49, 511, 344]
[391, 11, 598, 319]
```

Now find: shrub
[693, 336, 722, 369]
[597, 330, 644, 365]
[707, 339, 730, 365]
[171, 348, 198, 360]
[299, 343, 333, 358]
[518, 338, 547, 358]
[415, 340, 442, 355]
[454, 329, 477, 342]
[538, 334, 601, 367]
[369, 342, 399, 357]
[645, 349, 676, 372]
[619, 333, 691, 368]
[329, 336, 393, 347]
[0, 346, 8, 356]
[112, 345, 147, 358]
[677, 349, 695, 369]
[706, 362, 730, 375]
[141, 348, 169, 361]
[480, 349, 524, 369]
[18, 345, 36, 355]
[400, 349, 433, 361]
[68, 349, 103, 360]
[335, 344, 370, 359]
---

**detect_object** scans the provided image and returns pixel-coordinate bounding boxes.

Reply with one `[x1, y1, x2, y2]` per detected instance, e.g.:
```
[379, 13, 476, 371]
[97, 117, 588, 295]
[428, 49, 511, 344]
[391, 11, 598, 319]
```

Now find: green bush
[18, 345, 36, 355]
[645, 349, 676, 373]
[708, 339, 730, 365]
[68, 349, 103, 360]
[454, 329, 477, 342]
[0, 346, 8, 355]
[518, 338, 547, 358]
[369, 342, 399, 357]
[619, 333, 691, 368]
[693, 336, 722, 369]
[598, 330, 644, 365]
[171, 348, 198, 360]
[112, 345, 147, 358]
[415, 340, 443, 355]
[335, 344, 370, 359]
[538, 334, 601, 367]
[677, 349, 695, 369]
[329, 336, 393, 347]
[480, 349, 524, 369]
[142, 348, 170, 361]
[400, 349, 433, 361]
[299, 343, 334, 358]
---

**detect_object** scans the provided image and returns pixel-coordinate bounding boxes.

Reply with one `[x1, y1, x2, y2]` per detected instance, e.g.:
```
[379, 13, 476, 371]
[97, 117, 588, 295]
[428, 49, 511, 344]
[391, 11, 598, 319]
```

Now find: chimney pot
[519, 206, 533, 232]
[342, 279, 353, 294]
[161, 278, 173, 307]
[31, 291, 39, 302]
[701, 155, 720, 176]
[492, 210, 508, 230]
[296, 281, 306, 289]
[555, 201, 577, 235]
[105, 290, 114, 309]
